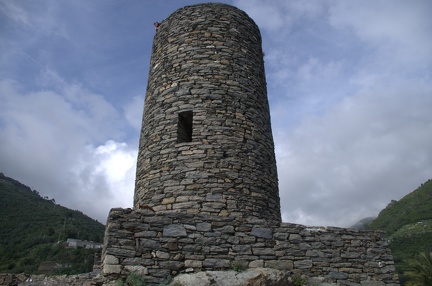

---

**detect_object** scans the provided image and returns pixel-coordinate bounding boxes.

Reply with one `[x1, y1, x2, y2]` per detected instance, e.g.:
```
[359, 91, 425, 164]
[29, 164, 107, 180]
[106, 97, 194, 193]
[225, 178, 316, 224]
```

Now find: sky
[1, 0, 431, 227]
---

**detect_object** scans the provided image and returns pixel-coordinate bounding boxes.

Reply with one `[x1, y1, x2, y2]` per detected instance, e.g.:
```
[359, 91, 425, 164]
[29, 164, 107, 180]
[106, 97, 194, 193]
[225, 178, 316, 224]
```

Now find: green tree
[406, 252, 432, 286]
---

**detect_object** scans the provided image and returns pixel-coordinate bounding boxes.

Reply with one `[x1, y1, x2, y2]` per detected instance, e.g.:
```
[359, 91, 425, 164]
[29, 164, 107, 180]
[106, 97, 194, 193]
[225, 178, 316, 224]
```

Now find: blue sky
[1, 0, 431, 227]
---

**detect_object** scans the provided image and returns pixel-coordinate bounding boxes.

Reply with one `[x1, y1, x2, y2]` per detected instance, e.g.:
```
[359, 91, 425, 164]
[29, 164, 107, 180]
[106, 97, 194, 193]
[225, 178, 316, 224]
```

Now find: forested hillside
[367, 178, 432, 284]
[0, 173, 105, 274]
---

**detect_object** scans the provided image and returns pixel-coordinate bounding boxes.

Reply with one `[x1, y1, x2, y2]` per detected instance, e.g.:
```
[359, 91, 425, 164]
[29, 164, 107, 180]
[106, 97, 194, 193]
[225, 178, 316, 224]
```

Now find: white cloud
[232, 1, 432, 226]
[0, 79, 136, 222]
[275, 81, 432, 226]
[70, 140, 136, 222]
[329, 1, 432, 68]
[0, 1, 30, 26]
[123, 95, 145, 131]
[234, 0, 324, 34]
[1, 0, 431, 229]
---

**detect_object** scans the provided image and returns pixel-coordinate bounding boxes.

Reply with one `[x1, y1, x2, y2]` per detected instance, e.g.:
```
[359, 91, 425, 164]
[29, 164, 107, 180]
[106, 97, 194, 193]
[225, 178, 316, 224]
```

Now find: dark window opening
[177, 111, 193, 143]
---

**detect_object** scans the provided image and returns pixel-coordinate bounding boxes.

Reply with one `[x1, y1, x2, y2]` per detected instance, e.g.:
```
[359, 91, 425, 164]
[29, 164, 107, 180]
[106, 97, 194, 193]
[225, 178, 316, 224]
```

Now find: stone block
[163, 224, 187, 237]
[251, 227, 272, 239]
[147, 268, 171, 278]
[252, 248, 274, 256]
[156, 250, 170, 259]
[173, 202, 199, 209]
[196, 222, 212, 231]
[264, 260, 293, 270]
[360, 281, 386, 286]
[289, 234, 302, 243]
[249, 260, 264, 268]
[102, 264, 122, 274]
[273, 232, 289, 240]
[144, 216, 172, 225]
[139, 238, 161, 250]
[162, 197, 175, 204]
[214, 225, 234, 233]
[294, 259, 312, 269]
[134, 230, 157, 238]
[203, 258, 231, 268]
[185, 260, 203, 268]
[232, 245, 252, 254]
[123, 257, 154, 266]
[124, 265, 148, 275]
[306, 250, 323, 257]
[329, 271, 348, 280]
[205, 193, 224, 201]
[103, 254, 119, 265]
[159, 260, 184, 270]
[218, 210, 229, 216]
[105, 247, 136, 258]
[240, 236, 256, 244]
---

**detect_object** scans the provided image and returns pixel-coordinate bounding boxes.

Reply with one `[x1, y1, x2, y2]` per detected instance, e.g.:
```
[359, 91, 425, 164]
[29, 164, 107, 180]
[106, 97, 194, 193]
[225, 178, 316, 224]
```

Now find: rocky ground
[0, 269, 392, 286]
[0, 272, 103, 286]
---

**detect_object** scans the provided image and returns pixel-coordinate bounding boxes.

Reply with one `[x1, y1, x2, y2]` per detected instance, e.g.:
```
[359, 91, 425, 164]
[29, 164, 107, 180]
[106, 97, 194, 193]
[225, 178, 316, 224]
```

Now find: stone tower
[101, 4, 399, 285]
[134, 3, 280, 222]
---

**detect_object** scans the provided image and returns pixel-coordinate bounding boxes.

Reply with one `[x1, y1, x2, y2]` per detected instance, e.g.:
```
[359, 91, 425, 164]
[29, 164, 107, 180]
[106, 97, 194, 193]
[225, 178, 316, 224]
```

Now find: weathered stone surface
[232, 245, 252, 254]
[249, 260, 264, 268]
[214, 225, 235, 234]
[329, 271, 349, 280]
[185, 260, 203, 268]
[133, 2, 281, 222]
[124, 265, 148, 275]
[294, 260, 313, 269]
[123, 257, 153, 266]
[101, 208, 399, 285]
[105, 247, 135, 257]
[163, 224, 187, 237]
[139, 238, 161, 249]
[171, 268, 290, 286]
[264, 260, 293, 270]
[103, 264, 122, 274]
[361, 281, 386, 286]
[203, 259, 231, 268]
[103, 254, 119, 265]
[158, 261, 184, 270]
[251, 227, 272, 239]
[196, 222, 212, 231]
[1, 273, 104, 286]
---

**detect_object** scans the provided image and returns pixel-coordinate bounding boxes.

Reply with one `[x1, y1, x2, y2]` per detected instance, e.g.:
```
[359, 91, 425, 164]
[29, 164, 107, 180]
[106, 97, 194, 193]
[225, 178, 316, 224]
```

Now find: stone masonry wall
[102, 208, 399, 286]
[134, 3, 281, 222]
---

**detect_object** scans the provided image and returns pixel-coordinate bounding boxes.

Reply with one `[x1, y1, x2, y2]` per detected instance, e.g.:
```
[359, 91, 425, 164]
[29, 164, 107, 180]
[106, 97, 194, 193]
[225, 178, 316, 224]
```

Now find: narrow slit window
[177, 111, 193, 143]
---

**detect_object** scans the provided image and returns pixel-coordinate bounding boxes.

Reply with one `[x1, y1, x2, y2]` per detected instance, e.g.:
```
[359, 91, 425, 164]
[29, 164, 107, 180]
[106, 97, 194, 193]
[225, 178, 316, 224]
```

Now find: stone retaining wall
[102, 208, 399, 285]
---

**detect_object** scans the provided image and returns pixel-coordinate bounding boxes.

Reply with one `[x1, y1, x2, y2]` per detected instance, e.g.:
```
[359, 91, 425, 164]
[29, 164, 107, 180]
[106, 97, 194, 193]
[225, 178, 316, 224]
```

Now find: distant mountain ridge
[0, 172, 105, 274]
[349, 217, 375, 230]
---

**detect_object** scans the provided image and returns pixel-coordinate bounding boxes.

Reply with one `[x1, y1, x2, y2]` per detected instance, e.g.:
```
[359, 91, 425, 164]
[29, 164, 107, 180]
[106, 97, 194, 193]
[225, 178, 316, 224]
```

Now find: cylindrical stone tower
[134, 3, 281, 221]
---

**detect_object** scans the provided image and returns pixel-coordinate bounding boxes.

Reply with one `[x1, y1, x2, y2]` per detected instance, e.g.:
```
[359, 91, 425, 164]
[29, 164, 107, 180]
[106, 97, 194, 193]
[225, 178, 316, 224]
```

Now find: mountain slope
[350, 217, 375, 230]
[367, 178, 432, 284]
[0, 172, 105, 274]
[368, 179, 432, 234]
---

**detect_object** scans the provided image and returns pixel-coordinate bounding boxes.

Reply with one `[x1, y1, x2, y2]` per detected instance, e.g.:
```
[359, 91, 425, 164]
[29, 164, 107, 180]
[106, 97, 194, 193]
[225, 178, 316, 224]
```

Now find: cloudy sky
[1, 0, 431, 227]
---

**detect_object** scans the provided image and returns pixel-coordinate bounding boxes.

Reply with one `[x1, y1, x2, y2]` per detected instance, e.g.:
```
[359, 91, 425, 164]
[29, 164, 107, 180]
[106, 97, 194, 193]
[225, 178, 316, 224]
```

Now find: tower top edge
[159, 2, 258, 30]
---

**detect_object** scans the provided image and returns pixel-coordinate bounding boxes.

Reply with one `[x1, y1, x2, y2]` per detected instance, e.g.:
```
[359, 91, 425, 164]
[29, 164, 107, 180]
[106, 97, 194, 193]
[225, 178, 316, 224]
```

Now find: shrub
[291, 273, 307, 286]
[405, 252, 432, 286]
[116, 272, 147, 286]
[230, 260, 247, 272]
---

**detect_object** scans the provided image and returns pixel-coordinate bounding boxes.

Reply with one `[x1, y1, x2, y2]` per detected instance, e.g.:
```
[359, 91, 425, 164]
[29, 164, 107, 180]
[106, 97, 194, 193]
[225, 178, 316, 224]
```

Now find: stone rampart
[102, 208, 399, 285]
